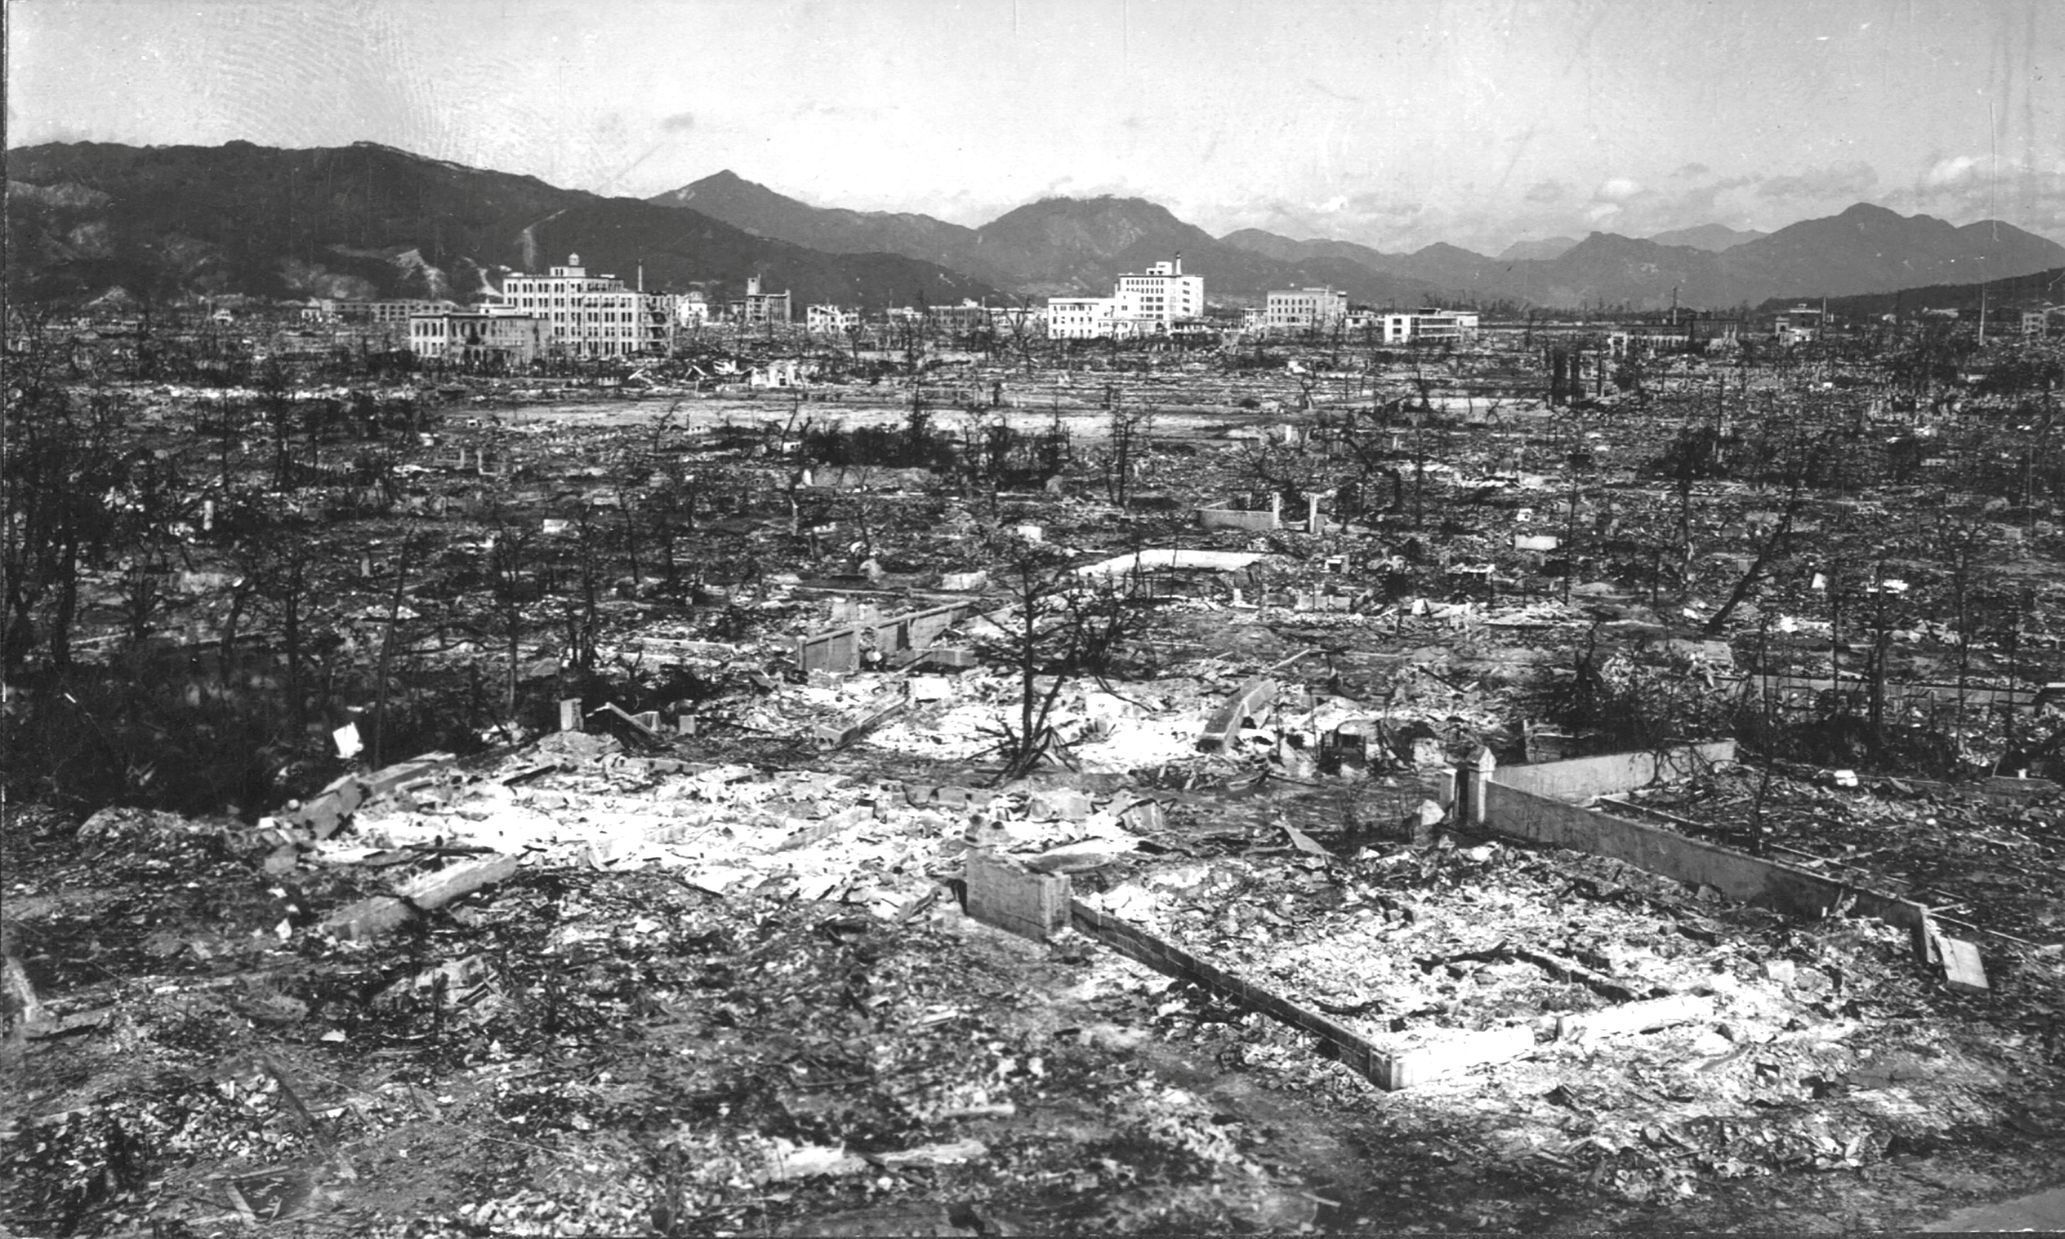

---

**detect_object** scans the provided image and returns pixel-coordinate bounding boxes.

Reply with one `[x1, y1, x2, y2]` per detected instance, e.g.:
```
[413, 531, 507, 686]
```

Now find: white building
[806, 304, 862, 334]
[1047, 297, 1120, 340]
[1381, 310, 1480, 345]
[1113, 257, 1203, 330]
[674, 290, 712, 328]
[1265, 286, 1349, 333]
[407, 312, 549, 365]
[1048, 255, 1203, 339]
[495, 254, 671, 358]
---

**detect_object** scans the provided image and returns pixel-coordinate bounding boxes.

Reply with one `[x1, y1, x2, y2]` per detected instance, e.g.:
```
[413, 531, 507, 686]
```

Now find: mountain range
[657, 168, 2062, 310]
[6, 141, 998, 310]
[9, 140, 2064, 313]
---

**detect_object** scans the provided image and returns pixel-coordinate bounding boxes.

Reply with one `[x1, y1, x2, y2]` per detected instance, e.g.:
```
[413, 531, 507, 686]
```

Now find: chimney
[637, 264, 644, 293]
[569, 253, 580, 267]
[1173, 252, 1182, 275]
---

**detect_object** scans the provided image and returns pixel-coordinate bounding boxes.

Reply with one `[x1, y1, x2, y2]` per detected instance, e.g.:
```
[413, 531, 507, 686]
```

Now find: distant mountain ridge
[1217, 204, 2064, 309]
[6, 141, 998, 309]
[10, 140, 2064, 313]
[650, 174, 1438, 305]
[1647, 223, 1766, 252]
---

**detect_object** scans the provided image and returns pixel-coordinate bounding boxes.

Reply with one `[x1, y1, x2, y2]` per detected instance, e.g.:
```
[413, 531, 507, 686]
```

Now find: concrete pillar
[1307, 493, 1324, 534]
[559, 698, 582, 732]
[1463, 748, 1495, 827]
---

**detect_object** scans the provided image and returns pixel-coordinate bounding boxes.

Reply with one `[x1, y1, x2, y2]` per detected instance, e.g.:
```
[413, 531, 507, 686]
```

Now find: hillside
[1801, 265, 2065, 320]
[1719, 203, 2065, 301]
[6, 142, 997, 309]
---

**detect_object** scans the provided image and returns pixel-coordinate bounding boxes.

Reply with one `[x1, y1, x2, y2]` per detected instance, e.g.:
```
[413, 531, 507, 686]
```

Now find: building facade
[1112, 257, 1203, 331]
[1047, 297, 1120, 339]
[1381, 310, 1481, 345]
[675, 291, 712, 328]
[806, 304, 861, 334]
[323, 298, 461, 324]
[1265, 286, 1349, 332]
[495, 254, 671, 357]
[730, 275, 792, 326]
[407, 313, 549, 365]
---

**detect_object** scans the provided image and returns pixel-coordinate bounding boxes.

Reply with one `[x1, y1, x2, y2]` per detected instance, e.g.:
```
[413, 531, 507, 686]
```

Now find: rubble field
[8, 330, 2065, 1234]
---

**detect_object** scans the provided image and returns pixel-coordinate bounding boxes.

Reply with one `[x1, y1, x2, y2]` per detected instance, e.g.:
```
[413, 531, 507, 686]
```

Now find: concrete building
[1048, 255, 1203, 339]
[675, 291, 712, 328]
[496, 255, 671, 357]
[729, 275, 792, 326]
[407, 312, 549, 365]
[1112, 257, 1203, 331]
[1381, 310, 1481, 345]
[806, 304, 861, 334]
[1774, 305, 1826, 345]
[1047, 297, 1121, 340]
[927, 302, 990, 334]
[324, 298, 461, 324]
[1265, 286, 1350, 333]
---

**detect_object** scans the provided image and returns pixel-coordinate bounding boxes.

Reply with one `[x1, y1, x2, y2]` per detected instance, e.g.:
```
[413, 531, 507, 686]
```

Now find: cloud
[1920, 154, 1979, 189]
[1672, 162, 1710, 178]
[1897, 154, 2065, 237]
[1524, 179, 1568, 204]
[659, 111, 696, 133]
[1594, 177, 1645, 203]
[1757, 161, 1877, 200]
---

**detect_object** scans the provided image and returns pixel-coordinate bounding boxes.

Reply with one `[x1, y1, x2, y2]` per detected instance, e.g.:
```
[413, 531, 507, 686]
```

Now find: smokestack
[637, 264, 644, 293]
[1174, 252, 1182, 275]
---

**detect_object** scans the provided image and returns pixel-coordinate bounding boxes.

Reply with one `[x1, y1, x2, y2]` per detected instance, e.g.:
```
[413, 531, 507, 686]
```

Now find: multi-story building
[1380, 309, 1480, 345]
[1774, 304, 1826, 345]
[407, 312, 550, 365]
[324, 298, 461, 324]
[729, 275, 792, 326]
[806, 304, 861, 334]
[1112, 257, 1203, 331]
[1047, 256, 1203, 339]
[927, 302, 990, 334]
[1047, 297, 1120, 340]
[1265, 286, 1349, 333]
[495, 254, 671, 357]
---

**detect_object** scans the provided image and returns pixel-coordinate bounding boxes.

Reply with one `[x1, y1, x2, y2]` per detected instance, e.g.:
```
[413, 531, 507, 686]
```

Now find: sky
[8, 0, 2063, 254]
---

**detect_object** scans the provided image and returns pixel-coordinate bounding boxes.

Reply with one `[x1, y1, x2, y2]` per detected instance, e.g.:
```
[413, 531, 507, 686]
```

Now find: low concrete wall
[1069, 899, 1389, 1086]
[1481, 781, 1927, 932]
[795, 600, 975, 674]
[1491, 741, 1737, 802]
[965, 851, 1071, 941]
[1197, 678, 1279, 753]
[1197, 506, 1281, 532]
